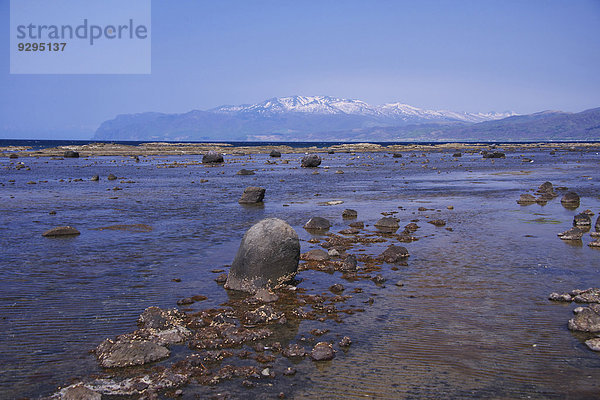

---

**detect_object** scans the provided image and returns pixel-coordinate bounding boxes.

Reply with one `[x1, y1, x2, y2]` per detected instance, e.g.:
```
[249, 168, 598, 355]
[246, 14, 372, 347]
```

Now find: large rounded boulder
[301, 155, 321, 168]
[202, 151, 224, 164]
[224, 218, 300, 293]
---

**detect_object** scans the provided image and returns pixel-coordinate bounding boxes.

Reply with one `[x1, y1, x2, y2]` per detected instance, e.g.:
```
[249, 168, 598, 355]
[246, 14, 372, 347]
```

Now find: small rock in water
[107, 173, 117, 181]
[342, 209, 358, 219]
[329, 283, 344, 293]
[557, 227, 584, 240]
[404, 222, 419, 231]
[372, 274, 386, 285]
[282, 344, 306, 358]
[95, 337, 170, 368]
[202, 151, 224, 164]
[328, 249, 341, 257]
[301, 249, 330, 261]
[239, 186, 266, 204]
[304, 217, 331, 231]
[349, 221, 364, 229]
[224, 218, 300, 293]
[269, 150, 281, 158]
[482, 151, 505, 159]
[64, 150, 79, 158]
[310, 342, 335, 361]
[91, 175, 100, 181]
[561, 192, 580, 209]
[341, 254, 357, 271]
[585, 338, 600, 352]
[42, 226, 80, 237]
[517, 194, 536, 205]
[215, 273, 228, 284]
[237, 169, 255, 175]
[380, 245, 410, 263]
[374, 217, 399, 233]
[339, 336, 352, 347]
[568, 305, 600, 332]
[392, 153, 403, 158]
[573, 213, 591, 227]
[452, 152, 462, 157]
[428, 219, 447, 227]
[549, 292, 572, 302]
[301, 154, 322, 168]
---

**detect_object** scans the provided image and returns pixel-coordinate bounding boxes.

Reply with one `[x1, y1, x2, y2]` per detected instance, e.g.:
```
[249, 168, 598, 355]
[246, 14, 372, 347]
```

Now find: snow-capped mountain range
[211, 95, 515, 123]
[93, 95, 535, 141]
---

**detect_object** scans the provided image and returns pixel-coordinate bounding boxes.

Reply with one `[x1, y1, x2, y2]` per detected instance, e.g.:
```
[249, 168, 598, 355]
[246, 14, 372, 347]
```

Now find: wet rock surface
[239, 187, 266, 204]
[374, 217, 399, 233]
[310, 342, 335, 361]
[303, 217, 331, 231]
[380, 245, 409, 263]
[202, 151, 224, 164]
[42, 226, 80, 237]
[225, 218, 300, 293]
[558, 227, 584, 240]
[301, 154, 322, 168]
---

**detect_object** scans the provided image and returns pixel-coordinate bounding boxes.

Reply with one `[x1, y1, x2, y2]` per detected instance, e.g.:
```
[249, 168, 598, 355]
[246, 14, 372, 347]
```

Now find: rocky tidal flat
[1, 143, 600, 399]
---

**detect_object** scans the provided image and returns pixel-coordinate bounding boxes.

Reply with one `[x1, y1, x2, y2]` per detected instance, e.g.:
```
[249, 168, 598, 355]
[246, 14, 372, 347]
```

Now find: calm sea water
[1, 146, 599, 398]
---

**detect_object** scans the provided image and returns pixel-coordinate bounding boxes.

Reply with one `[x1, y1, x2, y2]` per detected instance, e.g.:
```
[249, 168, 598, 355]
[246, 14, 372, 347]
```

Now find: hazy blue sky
[1, 0, 600, 139]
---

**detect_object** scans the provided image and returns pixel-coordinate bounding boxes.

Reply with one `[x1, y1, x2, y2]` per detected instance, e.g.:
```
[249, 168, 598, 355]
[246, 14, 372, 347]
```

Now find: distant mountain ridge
[93, 96, 599, 142]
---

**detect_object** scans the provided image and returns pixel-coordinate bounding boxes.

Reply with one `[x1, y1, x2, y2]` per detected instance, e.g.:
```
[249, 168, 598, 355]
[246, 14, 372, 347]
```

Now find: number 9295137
[18, 42, 67, 51]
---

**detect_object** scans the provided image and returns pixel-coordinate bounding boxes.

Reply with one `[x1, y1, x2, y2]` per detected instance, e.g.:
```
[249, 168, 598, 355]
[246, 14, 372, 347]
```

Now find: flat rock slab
[94, 224, 152, 232]
[42, 226, 80, 237]
[95, 338, 170, 368]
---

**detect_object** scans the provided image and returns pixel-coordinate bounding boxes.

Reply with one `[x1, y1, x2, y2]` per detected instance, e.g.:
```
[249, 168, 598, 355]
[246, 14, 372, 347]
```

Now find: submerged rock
[42, 226, 80, 237]
[517, 194, 536, 205]
[202, 151, 224, 164]
[483, 152, 505, 159]
[301, 155, 321, 168]
[303, 217, 331, 231]
[428, 219, 447, 227]
[374, 217, 399, 233]
[224, 218, 300, 293]
[342, 209, 358, 219]
[310, 342, 335, 361]
[341, 254, 357, 271]
[301, 249, 330, 261]
[549, 292, 572, 302]
[239, 187, 266, 204]
[561, 192, 580, 208]
[380, 245, 409, 263]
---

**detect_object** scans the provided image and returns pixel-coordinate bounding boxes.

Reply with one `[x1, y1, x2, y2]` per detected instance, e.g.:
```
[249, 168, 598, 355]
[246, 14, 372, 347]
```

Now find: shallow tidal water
[1, 147, 599, 399]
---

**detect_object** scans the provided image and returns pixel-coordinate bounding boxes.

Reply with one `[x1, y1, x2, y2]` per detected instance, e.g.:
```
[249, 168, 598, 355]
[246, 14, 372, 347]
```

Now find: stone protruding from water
[42, 226, 80, 237]
[573, 213, 591, 227]
[64, 150, 79, 158]
[301, 154, 321, 168]
[561, 192, 580, 209]
[380, 245, 409, 263]
[239, 187, 265, 204]
[224, 218, 300, 293]
[304, 217, 331, 231]
[595, 216, 600, 232]
[568, 304, 600, 333]
[269, 150, 281, 157]
[558, 226, 584, 240]
[342, 209, 358, 219]
[517, 194, 536, 205]
[202, 151, 224, 164]
[374, 217, 399, 233]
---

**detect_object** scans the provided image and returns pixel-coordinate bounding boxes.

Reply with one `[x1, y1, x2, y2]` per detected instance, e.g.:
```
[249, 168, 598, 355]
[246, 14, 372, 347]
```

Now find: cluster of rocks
[549, 288, 600, 352]
[557, 210, 599, 247]
[517, 181, 559, 206]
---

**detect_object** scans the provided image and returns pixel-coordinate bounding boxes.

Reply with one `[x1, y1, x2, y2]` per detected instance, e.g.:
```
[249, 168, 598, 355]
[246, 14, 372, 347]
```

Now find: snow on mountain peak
[211, 95, 515, 123]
